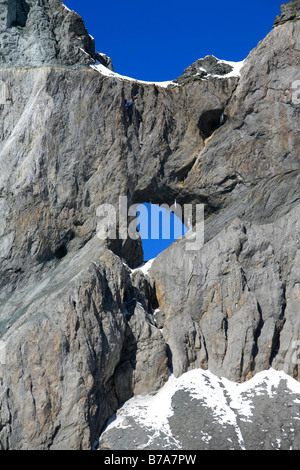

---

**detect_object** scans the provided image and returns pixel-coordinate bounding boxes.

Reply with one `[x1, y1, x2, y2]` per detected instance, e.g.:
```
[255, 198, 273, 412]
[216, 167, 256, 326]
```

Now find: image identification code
[103, 454, 197, 467]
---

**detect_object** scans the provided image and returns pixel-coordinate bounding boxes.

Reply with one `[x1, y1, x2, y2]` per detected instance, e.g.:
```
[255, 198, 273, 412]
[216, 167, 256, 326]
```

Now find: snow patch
[199, 56, 245, 79]
[62, 2, 71, 12]
[216, 58, 245, 78]
[130, 258, 155, 276]
[91, 63, 177, 88]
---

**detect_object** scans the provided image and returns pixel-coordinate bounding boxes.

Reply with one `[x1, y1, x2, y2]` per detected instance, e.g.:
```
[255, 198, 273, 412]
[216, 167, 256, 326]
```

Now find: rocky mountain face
[0, 0, 299, 450]
[0, 0, 113, 68]
[274, 0, 300, 26]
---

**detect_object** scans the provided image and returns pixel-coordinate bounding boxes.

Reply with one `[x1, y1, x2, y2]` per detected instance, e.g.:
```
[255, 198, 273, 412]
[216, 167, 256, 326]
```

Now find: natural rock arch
[137, 202, 188, 261]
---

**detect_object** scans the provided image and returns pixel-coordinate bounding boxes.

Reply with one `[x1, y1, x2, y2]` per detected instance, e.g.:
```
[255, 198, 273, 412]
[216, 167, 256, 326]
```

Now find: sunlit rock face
[0, 0, 299, 450]
[99, 368, 300, 451]
[274, 0, 300, 26]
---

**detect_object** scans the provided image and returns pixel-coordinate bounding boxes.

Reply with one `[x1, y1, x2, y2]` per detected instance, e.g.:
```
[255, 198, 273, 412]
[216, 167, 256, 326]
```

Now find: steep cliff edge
[274, 0, 300, 26]
[0, 0, 113, 68]
[0, 0, 299, 450]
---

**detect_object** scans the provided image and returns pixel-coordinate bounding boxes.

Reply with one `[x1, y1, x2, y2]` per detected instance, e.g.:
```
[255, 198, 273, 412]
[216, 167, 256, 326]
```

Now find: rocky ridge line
[274, 0, 300, 26]
[0, 0, 113, 69]
[0, 0, 299, 450]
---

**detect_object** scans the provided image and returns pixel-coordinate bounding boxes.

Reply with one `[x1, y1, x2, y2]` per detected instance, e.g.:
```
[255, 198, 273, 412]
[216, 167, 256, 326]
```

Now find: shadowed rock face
[0, 65, 237, 291]
[0, 0, 30, 28]
[0, 0, 299, 450]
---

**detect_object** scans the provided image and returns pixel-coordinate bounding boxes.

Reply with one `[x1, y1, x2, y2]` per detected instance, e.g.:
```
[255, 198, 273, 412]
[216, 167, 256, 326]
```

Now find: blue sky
[137, 203, 188, 261]
[64, 0, 283, 81]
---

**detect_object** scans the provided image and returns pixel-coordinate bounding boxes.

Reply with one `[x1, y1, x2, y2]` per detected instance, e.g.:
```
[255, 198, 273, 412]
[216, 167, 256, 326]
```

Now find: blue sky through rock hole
[137, 203, 188, 262]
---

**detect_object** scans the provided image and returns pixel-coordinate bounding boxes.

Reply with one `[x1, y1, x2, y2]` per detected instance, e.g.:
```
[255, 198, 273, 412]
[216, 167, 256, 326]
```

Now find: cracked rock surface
[0, 0, 299, 450]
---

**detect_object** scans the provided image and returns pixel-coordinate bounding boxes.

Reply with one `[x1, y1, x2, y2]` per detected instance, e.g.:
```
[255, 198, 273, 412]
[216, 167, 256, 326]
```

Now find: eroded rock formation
[0, 0, 299, 450]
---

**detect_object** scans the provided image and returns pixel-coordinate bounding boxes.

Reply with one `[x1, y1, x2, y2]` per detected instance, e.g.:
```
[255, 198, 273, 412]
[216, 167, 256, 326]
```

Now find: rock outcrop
[0, 0, 299, 450]
[150, 206, 300, 382]
[99, 368, 300, 451]
[0, 239, 167, 449]
[274, 0, 300, 26]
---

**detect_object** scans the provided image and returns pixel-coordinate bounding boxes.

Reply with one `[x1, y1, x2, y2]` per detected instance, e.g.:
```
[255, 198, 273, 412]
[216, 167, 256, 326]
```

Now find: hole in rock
[6, 0, 30, 28]
[198, 109, 226, 140]
[137, 203, 188, 261]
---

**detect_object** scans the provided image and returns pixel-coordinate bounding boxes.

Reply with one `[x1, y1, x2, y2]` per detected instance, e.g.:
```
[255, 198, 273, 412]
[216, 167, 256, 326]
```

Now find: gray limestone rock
[0, 0, 299, 450]
[0, 0, 113, 69]
[179, 17, 300, 239]
[274, 0, 300, 26]
[0, 57, 236, 293]
[173, 55, 236, 86]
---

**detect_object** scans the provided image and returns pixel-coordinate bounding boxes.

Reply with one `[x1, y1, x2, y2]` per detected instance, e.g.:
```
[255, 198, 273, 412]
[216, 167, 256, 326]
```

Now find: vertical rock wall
[0, 0, 299, 450]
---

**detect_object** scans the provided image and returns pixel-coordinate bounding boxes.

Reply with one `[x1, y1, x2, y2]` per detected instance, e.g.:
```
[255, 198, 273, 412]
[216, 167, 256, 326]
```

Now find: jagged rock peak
[0, 0, 113, 69]
[173, 55, 243, 86]
[274, 0, 300, 26]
